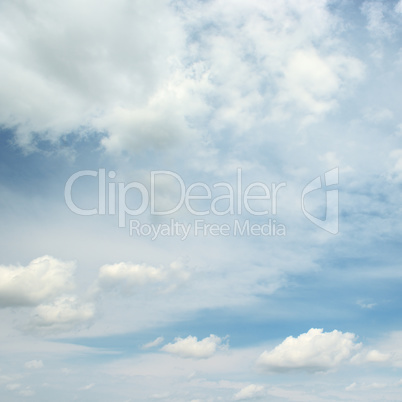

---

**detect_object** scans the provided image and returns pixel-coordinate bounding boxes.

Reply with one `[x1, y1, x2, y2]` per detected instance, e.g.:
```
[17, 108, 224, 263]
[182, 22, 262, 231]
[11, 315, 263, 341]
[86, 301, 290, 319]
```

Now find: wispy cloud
[142, 337, 164, 350]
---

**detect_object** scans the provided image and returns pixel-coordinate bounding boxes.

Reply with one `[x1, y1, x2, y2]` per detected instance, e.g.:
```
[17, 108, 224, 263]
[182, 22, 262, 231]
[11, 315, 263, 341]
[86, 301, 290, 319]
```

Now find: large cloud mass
[0, 0, 363, 153]
[0, 256, 75, 307]
[257, 328, 361, 372]
[0, 0, 185, 149]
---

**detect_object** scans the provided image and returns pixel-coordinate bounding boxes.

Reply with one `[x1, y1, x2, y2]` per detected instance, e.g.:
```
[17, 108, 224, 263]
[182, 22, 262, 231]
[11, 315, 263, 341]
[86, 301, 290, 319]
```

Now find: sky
[1, 0, 402, 400]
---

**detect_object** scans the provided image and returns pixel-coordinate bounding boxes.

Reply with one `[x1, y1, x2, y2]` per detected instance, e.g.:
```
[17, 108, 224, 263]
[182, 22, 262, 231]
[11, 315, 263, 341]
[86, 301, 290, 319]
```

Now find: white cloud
[361, 1, 393, 38]
[276, 49, 363, 122]
[234, 384, 264, 400]
[0, 256, 75, 307]
[396, 1, 402, 14]
[161, 334, 226, 359]
[97, 67, 211, 153]
[99, 263, 166, 286]
[365, 349, 391, 362]
[257, 328, 361, 372]
[351, 348, 391, 364]
[24, 360, 43, 369]
[96, 261, 189, 294]
[352, 331, 402, 368]
[28, 296, 95, 332]
[357, 300, 377, 309]
[142, 337, 164, 350]
[185, 0, 363, 130]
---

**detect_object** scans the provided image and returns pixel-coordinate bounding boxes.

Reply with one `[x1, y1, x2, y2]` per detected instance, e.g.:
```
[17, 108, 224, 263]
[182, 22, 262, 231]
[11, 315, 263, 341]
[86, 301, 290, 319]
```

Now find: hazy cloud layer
[24, 360, 44, 370]
[1, 0, 402, 400]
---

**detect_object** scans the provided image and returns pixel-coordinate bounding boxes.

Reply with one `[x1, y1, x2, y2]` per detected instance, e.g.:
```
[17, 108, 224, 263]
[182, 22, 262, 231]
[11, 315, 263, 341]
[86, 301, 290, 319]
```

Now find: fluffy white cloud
[234, 384, 265, 400]
[0, 256, 75, 307]
[28, 296, 95, 332]
[257, 328, 361, 372]
[96, 260, 189, 294]
[24, 360, 43, 369]
[161, 334, 225, 359]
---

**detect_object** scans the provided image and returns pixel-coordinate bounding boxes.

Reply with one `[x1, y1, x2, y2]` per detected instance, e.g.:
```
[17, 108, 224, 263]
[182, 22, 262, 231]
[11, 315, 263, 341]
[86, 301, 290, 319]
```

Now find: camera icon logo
[301, 168, 339, 234]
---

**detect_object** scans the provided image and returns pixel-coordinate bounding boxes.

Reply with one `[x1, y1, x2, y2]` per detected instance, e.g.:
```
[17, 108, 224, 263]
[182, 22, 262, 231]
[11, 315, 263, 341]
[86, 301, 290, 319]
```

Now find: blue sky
[1, 0, 402, 400]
